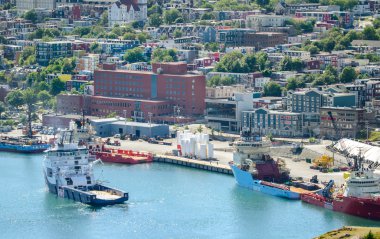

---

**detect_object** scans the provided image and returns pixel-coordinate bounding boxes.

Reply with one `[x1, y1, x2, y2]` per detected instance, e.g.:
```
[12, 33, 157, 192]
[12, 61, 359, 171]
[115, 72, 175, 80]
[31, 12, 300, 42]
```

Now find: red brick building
[57, 62, 206, 122]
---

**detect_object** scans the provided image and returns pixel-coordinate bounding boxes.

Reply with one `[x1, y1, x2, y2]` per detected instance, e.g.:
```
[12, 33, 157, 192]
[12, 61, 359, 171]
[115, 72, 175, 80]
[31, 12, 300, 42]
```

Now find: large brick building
[319, 107, 365, 139]
[57, 62, 206, 123]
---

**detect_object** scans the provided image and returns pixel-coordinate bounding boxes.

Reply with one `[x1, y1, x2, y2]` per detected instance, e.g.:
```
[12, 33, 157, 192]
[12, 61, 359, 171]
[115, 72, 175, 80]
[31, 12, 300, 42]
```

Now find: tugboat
[229, 128, 320, 199]
[0, 136, 50, 153]
[96, 147, 153, 164]
[43, 130, 128, 206]
[301, 151, 380, 220]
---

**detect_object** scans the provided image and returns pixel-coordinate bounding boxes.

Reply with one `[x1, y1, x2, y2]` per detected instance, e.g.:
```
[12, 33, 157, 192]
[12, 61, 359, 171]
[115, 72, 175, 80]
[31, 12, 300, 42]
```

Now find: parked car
[114, 134, 121, 138]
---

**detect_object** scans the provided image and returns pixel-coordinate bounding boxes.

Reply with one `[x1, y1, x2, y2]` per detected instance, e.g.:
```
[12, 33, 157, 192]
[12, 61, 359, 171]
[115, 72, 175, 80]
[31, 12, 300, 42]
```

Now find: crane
[327, 111, 340, 141]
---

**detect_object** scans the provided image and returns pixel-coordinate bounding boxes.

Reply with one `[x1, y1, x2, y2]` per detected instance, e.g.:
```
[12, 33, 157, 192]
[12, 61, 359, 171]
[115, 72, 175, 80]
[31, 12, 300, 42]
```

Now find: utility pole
[123, 110, 127, 137]
[148, 112, 152, 137]
[366, 120, 369, 141]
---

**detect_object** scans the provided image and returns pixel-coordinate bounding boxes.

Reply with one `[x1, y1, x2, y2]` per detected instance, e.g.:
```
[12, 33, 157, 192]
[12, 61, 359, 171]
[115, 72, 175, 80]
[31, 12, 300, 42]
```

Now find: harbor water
[0, 152, 379, 239]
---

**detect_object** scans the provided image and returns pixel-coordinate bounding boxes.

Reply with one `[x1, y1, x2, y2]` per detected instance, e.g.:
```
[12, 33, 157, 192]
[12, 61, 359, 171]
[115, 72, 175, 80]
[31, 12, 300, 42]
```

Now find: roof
[351, 40, 380, 48]
[109, 121, 162, 127]
[115, 0, 140, 11]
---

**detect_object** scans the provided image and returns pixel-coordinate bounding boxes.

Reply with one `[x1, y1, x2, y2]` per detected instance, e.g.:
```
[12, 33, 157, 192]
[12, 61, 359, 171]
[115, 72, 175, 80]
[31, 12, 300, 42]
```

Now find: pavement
[3, 128, 373, 185]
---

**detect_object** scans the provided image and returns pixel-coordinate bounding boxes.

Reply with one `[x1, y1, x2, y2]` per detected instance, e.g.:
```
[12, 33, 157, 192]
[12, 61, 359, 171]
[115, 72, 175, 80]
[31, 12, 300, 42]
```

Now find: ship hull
[0, 144, 50, 154]
[96, 151, 153, 164]
[301, 194, 380, 220]
[230, 164, 300, 199]
[44, 174, 128, 206]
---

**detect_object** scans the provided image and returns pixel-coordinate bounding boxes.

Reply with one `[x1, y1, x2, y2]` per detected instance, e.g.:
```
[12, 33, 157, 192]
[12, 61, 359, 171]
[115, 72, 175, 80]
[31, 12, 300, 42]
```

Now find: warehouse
[91, 118, 169, 138]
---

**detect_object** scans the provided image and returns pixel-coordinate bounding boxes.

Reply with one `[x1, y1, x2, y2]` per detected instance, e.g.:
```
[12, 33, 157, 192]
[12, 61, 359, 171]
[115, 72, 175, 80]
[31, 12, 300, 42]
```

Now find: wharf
[154, 155, 233, 175]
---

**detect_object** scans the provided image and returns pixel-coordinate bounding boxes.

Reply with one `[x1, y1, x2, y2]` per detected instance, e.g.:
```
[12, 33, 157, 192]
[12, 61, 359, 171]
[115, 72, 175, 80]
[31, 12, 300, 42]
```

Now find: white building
[108, 0, 147, 27]
[254, 77, 271, 91]
[245, 15, 290, 29]
[206, 85, 245, 99]
[284, 50, 311, 60]
[16, 0, 56, 11]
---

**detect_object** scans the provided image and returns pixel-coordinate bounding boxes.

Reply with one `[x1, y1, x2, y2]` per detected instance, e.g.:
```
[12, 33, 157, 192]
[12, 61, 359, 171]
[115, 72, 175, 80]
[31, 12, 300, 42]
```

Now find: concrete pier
[154, 155, 233, 175]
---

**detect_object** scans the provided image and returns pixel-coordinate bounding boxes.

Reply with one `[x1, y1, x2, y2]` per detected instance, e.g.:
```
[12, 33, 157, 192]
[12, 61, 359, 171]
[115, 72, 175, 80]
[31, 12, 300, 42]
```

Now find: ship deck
[289, 186, 319, 194]
[89, 190, 122, 200]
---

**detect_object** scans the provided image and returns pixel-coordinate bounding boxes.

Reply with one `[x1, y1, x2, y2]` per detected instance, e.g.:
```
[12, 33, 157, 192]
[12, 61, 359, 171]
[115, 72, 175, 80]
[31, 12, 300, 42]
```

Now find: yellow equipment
[313, 154, 334, 168]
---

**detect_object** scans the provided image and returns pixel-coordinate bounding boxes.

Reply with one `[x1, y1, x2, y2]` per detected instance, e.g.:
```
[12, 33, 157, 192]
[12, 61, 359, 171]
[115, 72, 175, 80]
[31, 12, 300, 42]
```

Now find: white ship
[43, 130, 128, 205]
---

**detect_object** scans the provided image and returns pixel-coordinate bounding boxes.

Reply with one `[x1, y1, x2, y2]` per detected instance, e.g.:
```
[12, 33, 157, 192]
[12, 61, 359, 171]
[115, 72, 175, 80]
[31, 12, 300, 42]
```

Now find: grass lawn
[316, 226, 380, 239]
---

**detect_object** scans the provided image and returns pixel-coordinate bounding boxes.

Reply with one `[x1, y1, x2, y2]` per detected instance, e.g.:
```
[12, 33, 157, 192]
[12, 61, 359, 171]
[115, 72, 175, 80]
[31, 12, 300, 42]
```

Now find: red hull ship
[301, 153, 380, 220]
[96, 147, 153, 164]
[301, 193, 380, 220]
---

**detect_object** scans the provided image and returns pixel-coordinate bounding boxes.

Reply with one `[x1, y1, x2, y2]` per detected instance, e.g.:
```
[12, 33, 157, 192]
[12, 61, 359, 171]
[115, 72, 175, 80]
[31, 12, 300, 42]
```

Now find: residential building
[206, 72, 255, 87]
[295, 11, 353, 27]
[76, 54, 100, 73]
[36, 41, 73, 66]
[243, 32, 286, 50]
[275, 2, 320, 15]
[242, 108, 303, 137]
[96, 39, 140, 55]
[245, 15, 290, 29]
[254, 77, 271, 91]
[206, 85, 245, 99]
[287, 89, 357, 136]
[284, 50, 311, 60]
[206, 92, 253, 132]
[319, 107, 365, 139]
[108, 0, 147, 27]
[16, 0, 56, 11]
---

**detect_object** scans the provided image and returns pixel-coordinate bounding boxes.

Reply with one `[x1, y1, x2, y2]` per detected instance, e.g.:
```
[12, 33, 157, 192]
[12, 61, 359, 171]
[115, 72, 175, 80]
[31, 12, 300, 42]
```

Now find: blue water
[0, 153, 379, 239]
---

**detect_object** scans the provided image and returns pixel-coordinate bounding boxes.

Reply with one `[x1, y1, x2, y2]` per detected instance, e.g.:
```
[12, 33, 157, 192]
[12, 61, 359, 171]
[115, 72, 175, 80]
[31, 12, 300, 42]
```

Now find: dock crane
[327, 111, 341, 141]
[313, 111, 339, 170]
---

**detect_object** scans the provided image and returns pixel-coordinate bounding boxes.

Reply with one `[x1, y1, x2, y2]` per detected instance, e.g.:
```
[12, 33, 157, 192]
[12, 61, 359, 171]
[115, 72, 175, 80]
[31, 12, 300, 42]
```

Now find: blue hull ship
[230, 163, 300, 199]
[0, 142, 50, 153]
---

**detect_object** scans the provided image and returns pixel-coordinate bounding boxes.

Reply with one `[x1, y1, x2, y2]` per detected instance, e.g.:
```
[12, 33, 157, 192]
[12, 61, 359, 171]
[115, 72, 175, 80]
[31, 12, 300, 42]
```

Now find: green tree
[123, 48, 145, 63]
[137, 32, 150, 43]
[90, 42, 102, 54]
[72, 27, 91, 37]
[308, 45, 320, 55]
[373, 18, 380, 29]
[123, 32, 137, 40]
[163, 9, 182, 24]
[286, 77, 306, 90]
[201, 12, 214, 20]
[149, 13, 163, 27]
[5, 90, 24, 109]
[363, 26, 379, 40]
[363, 230, 375, 239]
[197, 125, 203, 133]
[204, 42, 220, 52]
[152, 48, 178, 62]
[280, 56, 293, 71]
[18, 46, 36, 66]
[214, 51, 249, 73]
[99, 11, 108, 26]
[50, 78, 66, 96]
[263, 82, 282, 96]
[22, 88, 38, 138]
[37, 90, 52, 108]
[0, 101, 6, 120]
[23, 9, 37, 23]
[340, 66, 357, 83]
[0, 72, 7, 83]
[173, 29, 183, 38]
